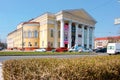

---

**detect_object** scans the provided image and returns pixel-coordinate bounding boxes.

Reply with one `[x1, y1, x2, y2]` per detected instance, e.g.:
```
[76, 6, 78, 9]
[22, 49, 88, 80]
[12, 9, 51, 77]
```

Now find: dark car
[95, 48, 107, 53]
[0, 47, 3, 51]
[55, 47, 68, 52]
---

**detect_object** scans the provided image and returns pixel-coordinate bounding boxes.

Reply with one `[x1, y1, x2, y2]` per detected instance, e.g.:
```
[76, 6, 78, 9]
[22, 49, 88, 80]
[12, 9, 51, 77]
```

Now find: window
[58, 42, 60, 47]
[89, 45, 92, 49]
[78, 34, 82, 37]
[35, 42, 37, 46]
[42, 41, 44, 47]
[78, 25, 82, 28]
[23, 31, 26, 38]
[28, 42, 32, 46]
[34, 30, 38, 38]
[51, 42, 53, 47]
[28, 31, 32, 38]
[84, 44, 87, 49]
[108, 46, 114, 50]
[23, 42, 25, 46]
[58, 31, 60, 38]
[51, 29, 54, 37]
[48, 42, 51, 47]
[97, 42, 102, 46]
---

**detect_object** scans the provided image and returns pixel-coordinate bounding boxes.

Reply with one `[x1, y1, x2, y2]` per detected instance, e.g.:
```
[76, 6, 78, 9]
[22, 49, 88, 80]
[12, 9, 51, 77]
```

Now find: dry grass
[3, 55, 120, 80]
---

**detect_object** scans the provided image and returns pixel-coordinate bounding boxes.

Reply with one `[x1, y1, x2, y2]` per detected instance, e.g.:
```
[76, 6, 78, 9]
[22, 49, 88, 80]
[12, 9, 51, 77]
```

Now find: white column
[82, 25, 84, 47]
[75, 23, 78, 46]
[87, 27, 90, 49]
[68, 21, 72, 48]
[60, 19, 64, 47]
[54, 21, 58, 48]
[92, 27, 95, 49]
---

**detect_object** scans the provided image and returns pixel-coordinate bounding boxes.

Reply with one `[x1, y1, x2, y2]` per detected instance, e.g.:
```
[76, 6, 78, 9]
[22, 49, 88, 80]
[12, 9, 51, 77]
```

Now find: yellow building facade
[7, 9, 96, 50]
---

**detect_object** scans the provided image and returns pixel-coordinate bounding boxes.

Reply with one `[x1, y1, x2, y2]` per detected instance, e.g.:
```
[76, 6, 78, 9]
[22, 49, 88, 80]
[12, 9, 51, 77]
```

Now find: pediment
[63, 9, 97, 23]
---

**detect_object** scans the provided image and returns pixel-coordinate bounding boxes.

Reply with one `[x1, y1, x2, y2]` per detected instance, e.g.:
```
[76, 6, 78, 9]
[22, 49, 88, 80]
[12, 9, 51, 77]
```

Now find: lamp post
[22, 23, 24, 51]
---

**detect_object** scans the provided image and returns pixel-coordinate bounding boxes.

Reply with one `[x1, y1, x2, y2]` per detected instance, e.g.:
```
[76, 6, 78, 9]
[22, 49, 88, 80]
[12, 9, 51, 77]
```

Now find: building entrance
[65, 44, 68, 48]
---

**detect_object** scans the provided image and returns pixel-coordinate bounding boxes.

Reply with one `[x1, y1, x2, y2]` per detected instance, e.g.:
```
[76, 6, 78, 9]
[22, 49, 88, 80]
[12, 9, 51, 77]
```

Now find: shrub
[3, 55, 120, 80]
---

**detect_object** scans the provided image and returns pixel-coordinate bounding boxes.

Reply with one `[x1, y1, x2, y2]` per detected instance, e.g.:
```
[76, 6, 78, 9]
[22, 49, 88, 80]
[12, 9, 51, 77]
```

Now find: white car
[34, 48, 46, 52]
[78, 48, 93, 53]
[68, 47, 76, 52]
[68, 46, 84, 52]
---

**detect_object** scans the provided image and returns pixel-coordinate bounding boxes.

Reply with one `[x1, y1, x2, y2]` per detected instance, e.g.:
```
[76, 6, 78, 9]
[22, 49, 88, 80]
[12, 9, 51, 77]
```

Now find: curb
[0, 63, 3, 80]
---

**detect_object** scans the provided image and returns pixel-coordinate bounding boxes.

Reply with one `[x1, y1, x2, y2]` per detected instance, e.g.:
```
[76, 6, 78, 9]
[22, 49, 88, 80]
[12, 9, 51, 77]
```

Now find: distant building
[95, 36, 120, 49]
[7, 9, 96, 50]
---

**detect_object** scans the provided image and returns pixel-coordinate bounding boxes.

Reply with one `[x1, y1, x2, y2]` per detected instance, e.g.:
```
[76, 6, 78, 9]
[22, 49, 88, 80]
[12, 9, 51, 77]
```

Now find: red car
[55, 47, 68, 52]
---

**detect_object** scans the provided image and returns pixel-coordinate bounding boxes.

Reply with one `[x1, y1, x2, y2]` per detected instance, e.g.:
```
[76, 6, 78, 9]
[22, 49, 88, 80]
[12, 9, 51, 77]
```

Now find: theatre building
[7, 9, 97, 50]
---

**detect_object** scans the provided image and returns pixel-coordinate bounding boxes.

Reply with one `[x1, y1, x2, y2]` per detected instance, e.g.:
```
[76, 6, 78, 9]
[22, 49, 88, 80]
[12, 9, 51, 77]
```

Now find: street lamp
[22, 23, 24, 51]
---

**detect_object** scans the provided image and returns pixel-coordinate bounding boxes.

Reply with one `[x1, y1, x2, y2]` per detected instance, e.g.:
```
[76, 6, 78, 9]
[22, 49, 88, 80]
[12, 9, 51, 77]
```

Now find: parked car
[55, 47, 68, 52]
[34, 48, 46, 52]
[68, 45, 84, 52]
[95, 48, 107, 53]
[0, 47, 3, 51]
[83, 48, 93, 52]
[78, 48, 93, 53]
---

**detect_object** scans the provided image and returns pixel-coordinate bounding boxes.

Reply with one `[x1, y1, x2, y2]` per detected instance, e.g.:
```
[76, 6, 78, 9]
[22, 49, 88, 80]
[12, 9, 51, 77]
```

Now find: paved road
[0, 53, 108, 62]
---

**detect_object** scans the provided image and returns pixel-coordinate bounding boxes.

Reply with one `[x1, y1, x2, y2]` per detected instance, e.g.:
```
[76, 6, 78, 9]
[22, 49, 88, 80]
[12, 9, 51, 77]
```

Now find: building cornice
[7, 28, 22, 36]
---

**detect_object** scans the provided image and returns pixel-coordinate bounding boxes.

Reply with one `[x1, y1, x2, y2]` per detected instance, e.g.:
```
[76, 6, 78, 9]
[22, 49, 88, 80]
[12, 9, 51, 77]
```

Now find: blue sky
[0, 0, 120, 42]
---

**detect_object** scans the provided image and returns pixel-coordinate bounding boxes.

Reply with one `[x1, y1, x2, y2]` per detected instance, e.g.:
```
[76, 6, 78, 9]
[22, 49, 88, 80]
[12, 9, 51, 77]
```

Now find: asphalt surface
[0, 53, 108, 62]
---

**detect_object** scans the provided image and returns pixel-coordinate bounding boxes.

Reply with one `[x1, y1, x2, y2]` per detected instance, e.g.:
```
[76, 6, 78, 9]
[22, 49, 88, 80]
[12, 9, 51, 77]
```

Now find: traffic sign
[114, 18, 120, 25]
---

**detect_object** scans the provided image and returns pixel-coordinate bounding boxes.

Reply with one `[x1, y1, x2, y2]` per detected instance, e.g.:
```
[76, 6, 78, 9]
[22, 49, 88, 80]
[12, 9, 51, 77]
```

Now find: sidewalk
[0, 63, 3, 80]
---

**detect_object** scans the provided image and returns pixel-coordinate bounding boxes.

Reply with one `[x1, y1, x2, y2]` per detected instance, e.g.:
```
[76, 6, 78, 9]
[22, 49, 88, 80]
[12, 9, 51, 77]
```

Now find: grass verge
[0, 51, 95, 56]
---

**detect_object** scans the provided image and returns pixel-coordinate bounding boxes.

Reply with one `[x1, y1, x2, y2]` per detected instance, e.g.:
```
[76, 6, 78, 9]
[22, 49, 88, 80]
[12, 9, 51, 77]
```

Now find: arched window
[28, 31, 32, 38]
[34, 30, 38, 38]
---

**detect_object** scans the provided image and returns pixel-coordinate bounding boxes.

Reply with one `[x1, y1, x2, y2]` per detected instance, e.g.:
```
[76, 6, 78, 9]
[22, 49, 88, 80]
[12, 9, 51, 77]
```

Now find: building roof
[95, 36, 120, 40]
[95, 37, 108, 40]
[23, 22, 39, 25]
[29, 12, 55, 22]
[7, 28, 22, 36]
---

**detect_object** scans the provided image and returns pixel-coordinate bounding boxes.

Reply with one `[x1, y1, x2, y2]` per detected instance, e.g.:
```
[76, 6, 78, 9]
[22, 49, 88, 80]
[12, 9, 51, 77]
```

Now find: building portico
[56, 18, 96, 49]
[55, 9, 96, 49]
